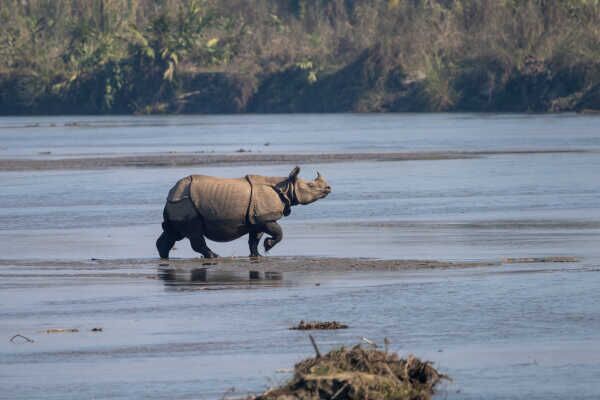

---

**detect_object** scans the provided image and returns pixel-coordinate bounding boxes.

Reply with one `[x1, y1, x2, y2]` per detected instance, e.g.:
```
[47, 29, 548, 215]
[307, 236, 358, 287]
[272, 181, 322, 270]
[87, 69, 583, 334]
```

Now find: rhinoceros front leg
[189, 234, 219, 258]
[263, 221, 283, 253]
[248, 230, 264, 257]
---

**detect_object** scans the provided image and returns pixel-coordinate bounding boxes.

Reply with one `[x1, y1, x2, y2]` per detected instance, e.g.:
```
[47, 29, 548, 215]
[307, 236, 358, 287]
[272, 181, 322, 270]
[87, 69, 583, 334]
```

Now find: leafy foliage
[0, 0, 599, 113]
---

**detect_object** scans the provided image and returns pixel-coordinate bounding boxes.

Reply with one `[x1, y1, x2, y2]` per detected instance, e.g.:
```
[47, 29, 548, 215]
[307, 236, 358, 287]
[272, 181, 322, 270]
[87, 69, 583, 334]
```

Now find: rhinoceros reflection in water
[158, 268, 284, 286]
[156, 166, 331, 259]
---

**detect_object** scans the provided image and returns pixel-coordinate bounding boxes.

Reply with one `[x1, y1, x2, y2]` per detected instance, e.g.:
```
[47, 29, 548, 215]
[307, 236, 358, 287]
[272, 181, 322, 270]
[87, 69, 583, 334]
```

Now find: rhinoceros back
[164, 174, 286, 242]
[188, 175, 250, 225]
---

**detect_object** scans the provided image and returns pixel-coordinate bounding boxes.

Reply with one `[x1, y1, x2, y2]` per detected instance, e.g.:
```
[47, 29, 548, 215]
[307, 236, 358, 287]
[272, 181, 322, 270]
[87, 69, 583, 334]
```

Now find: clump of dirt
[255, 344, 446, 400]
[290, 320, 349, 330]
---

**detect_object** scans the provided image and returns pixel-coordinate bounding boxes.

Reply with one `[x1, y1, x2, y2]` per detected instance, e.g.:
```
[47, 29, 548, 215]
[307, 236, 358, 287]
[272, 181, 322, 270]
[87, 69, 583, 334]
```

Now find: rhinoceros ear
[289, 166, 300, 182]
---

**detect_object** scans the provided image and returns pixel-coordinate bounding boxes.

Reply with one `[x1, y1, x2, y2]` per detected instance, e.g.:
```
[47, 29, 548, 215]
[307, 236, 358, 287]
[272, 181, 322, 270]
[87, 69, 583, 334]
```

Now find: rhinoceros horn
[289, 166, 300, 182]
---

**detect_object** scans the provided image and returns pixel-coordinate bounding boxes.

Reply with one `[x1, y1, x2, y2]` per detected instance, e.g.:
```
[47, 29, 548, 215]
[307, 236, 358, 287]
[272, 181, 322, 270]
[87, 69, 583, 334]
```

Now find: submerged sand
[0, 149, 590, 171]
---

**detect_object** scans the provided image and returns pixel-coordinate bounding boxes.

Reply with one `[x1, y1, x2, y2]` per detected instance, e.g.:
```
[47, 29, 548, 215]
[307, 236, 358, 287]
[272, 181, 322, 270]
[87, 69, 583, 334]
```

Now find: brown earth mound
[290, 321, 349, 330]
[255, 345, 446, 400]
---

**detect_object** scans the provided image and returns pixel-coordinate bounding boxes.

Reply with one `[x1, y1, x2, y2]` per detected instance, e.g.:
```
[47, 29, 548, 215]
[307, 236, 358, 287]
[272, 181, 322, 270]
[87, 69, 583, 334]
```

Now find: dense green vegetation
[1, 0, 599, 114]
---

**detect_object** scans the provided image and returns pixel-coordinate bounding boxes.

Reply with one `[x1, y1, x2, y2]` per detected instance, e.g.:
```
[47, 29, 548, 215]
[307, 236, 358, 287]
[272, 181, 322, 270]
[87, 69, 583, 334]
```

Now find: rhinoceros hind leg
[249, 230, 264, 257]
[263, 221, 283, 253]
[156, 232, 176, 259]
[189, 235, 219, 258]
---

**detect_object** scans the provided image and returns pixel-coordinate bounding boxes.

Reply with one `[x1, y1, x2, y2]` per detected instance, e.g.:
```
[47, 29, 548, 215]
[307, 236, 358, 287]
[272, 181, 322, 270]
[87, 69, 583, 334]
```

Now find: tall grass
[0, 0, 599, 113]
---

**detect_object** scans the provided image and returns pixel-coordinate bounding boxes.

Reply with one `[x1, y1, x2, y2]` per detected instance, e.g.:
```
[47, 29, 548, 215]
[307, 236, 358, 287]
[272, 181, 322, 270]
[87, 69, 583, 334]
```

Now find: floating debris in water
[91, 327, 103, 332]
[361, 337, 377, 347]
[290, 320, 348, 330]
[253, 340, 446, 400]
[503, 256, 579, 264]
[10, 334, 34, 343]
[45, 328, 79, 334]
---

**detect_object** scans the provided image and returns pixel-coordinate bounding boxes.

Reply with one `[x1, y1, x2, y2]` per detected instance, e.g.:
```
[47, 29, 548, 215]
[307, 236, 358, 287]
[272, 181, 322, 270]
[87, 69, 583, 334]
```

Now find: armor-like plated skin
[156, 167, 331, 258]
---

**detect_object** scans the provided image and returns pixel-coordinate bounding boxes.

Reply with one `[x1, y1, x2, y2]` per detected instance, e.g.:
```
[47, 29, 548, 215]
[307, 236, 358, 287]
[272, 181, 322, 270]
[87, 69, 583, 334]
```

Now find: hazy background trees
[1, 0, 599, 113]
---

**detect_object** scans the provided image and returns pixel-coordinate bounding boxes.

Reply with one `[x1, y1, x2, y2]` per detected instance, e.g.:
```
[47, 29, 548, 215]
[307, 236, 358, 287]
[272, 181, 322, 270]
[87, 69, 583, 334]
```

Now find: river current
[1, 114, 599, 399]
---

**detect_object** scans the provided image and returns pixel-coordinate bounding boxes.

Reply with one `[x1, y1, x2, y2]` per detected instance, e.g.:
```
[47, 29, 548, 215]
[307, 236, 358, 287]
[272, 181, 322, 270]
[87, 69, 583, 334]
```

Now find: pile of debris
[290, 320, 349, 330]
[255, 344, 446, 400]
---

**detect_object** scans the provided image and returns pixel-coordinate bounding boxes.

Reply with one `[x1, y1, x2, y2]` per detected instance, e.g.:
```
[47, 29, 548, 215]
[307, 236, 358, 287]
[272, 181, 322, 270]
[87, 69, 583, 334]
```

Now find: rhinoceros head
[288, 166, 331, 205]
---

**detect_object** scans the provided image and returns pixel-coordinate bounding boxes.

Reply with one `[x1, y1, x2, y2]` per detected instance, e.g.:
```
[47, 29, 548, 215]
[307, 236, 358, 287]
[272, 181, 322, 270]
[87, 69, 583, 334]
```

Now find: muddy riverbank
[0, 255, 501, 276]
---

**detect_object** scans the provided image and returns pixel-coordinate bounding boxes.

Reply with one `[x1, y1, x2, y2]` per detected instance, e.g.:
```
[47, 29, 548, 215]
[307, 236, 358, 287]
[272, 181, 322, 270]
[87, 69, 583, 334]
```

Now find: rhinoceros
[156, 166, 331, 258]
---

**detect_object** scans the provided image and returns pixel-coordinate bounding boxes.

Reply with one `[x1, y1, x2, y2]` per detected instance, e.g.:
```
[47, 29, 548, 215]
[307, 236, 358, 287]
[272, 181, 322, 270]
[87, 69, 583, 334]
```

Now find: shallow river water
[1, 114, 600, 399]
